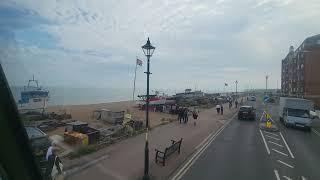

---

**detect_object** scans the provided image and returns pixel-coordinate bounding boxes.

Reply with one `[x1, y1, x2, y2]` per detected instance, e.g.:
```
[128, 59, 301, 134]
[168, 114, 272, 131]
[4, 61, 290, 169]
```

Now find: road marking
[277, 160, 294, 168]
[272, 149, 288, 157]
[268, 141, 284, 147]
[264, 131, 279, 137]
[265, 135, 281, 141]
[283, 176, 293, 180]
[195, 131, 214, 149]
[280, 132, 295, 159]
[301, 176, 307, 180]
[260, 129, 270, 155]
[170, 113, 236, 180]
[274, 169, 280, 180]
[312, 128, 320, 137]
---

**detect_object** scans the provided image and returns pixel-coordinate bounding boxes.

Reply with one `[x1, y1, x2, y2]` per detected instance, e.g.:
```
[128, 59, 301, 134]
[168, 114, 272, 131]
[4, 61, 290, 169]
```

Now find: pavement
[65, 102, 239, 180]
[174, 97, 320, 180]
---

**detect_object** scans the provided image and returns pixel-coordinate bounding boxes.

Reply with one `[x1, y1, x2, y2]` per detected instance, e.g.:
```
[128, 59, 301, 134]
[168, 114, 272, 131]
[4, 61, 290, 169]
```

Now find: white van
[279, 97, 314, 131]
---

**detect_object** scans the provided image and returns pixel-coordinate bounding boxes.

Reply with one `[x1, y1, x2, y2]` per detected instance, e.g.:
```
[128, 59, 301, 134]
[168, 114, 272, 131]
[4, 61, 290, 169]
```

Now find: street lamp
[265, 75, 269, 94]
[235, 80, 238, 96]
[141, 37, 155, 180]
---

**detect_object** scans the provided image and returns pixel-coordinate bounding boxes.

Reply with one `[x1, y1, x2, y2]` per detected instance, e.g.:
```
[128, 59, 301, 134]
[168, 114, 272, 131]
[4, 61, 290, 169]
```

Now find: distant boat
[137, 91, 176, 106]
[18, 76, 49, 114]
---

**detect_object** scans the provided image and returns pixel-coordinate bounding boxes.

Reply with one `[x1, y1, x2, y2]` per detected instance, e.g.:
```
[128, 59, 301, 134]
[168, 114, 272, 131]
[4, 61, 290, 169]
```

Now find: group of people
[44, 142, 64, 180]
[178, 107, 199, 126]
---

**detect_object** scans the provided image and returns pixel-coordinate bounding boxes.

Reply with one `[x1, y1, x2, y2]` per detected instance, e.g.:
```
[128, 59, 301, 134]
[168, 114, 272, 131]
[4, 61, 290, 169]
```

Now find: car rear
[238, 106, 255, 120]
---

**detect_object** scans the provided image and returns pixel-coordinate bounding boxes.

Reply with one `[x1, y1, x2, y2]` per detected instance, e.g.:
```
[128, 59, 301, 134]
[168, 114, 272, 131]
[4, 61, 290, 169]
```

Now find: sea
[10, 86, 136, 106]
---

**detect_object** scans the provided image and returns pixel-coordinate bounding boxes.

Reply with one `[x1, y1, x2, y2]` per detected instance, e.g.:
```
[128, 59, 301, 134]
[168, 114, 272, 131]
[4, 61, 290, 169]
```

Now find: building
[281, 34, 320, 108]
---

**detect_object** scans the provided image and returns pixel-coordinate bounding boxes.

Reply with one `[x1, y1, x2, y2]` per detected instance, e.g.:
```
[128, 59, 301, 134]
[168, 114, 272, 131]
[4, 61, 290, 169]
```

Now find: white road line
[264, 131, 279, 137]
[195, 131, 213, 149]
[301, 176, 307, 180]
[283, 175, 293, 180]
[171, 113, 236, 180]
[312, 128, 320, 137]
[265, 135, 281, 141]
[280, 132, 295, 159]
[260, 129, 270, 155]
[274, 169, 280, 180]
[272, 149, 288, 157]
[277, 160, 294, 168]
[268, 141, 284, 148]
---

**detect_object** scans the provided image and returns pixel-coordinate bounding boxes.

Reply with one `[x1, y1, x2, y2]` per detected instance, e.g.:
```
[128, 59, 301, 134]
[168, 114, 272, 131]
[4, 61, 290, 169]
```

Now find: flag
[225, 83, 228, 86]
[136, 58, 143, 66]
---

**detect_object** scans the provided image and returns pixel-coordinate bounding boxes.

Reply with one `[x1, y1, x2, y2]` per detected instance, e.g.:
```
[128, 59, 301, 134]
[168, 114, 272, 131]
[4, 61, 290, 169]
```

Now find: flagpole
[133, 57, 138, 102]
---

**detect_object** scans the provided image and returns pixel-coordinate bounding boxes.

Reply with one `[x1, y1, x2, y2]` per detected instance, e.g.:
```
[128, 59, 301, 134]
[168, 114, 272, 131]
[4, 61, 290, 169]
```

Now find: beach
[47, 101, 177, 129]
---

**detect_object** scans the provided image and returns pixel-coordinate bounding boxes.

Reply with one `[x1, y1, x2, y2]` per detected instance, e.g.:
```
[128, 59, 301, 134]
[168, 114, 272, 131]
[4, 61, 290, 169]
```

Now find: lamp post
[265, 75, 269, 94]
[235, 80, 238, 96]
[141, 37, 155, 180]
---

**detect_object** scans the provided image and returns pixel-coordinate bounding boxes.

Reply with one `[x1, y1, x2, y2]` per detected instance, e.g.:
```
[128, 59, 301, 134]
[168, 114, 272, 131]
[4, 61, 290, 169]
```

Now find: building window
[33, 98, 42, 102]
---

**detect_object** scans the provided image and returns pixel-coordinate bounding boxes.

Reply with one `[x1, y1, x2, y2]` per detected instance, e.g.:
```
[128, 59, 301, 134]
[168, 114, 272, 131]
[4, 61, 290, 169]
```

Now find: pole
[266, 75, 268, 94]
[143, 55, 150, 180]
[235, 81, 238, 96]
[132, 59, 138, 102]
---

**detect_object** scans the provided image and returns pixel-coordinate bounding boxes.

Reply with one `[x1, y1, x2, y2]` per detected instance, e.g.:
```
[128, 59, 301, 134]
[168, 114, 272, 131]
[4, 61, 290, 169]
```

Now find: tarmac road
[178, 98, 320, 180]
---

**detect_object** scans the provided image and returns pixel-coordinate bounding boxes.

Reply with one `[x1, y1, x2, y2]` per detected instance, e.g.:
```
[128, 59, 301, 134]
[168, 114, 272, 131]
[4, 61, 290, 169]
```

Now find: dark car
[238, 106, 256, 120]
[25, 126, 51, 157]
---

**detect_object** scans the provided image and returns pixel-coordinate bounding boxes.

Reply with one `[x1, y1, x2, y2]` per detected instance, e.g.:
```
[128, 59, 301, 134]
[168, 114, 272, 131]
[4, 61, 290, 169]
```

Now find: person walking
[220, 104, 224, 115]
[235, 100, 238, 108]
[45, 147, 64, 180]
[178, 107, 183, 123]
[216, 104, 221, 114]
[192, 110, 198, 126]
[184, 108, 189, 123]
[228, 101, 232, 109]
[46, 141, 57, 161]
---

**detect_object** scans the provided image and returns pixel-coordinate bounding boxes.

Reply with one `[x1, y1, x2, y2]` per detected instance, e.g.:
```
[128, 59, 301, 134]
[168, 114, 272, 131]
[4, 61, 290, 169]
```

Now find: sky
[1, 0, 320, 93]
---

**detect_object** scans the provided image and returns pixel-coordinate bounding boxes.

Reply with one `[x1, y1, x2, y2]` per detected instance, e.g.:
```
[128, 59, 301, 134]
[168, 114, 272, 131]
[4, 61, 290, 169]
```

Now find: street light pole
[141, 37, 155, 180]
[265, 75, 269, 94]
[235, 80, 238, 96]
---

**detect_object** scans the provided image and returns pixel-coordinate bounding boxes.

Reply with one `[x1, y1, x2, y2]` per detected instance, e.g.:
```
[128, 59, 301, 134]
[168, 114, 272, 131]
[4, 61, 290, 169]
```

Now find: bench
[155, 138, 183, 166]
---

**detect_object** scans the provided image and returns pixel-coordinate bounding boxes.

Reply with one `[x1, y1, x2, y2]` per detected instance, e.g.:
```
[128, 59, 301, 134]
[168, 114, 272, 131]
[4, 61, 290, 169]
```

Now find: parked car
[238, 106, 256, 120]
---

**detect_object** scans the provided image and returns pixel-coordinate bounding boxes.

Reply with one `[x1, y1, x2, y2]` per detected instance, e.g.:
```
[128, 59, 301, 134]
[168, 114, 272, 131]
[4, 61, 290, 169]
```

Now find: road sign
[266, 121, 272, 128]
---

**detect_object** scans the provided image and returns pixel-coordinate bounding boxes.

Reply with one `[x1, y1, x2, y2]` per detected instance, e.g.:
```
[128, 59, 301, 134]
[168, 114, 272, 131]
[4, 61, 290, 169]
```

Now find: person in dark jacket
[183, 108, 189, 123]
[220, 104, 224, 115]
[192, 110, 198, 126]
[44, 147, 62, 180]
[178, 107, 183, 123]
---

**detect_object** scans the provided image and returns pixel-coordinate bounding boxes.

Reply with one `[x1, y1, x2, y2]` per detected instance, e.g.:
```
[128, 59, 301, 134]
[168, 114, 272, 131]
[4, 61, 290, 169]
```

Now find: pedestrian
[216, 104, 221, 114]
[192, 110, 198, 126]
[45, 147, 64, 180]
[235, 100, 238, 108]
[178, 107, 183, 123]
[229, 101, 232, 109]
[220, 104, 224, 115]
[46, 141, 57, 161]
[184, 108, 189, 123]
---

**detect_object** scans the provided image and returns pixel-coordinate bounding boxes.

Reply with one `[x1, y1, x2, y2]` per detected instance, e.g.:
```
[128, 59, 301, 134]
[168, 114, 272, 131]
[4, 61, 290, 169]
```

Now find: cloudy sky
[1, 0, 320, 93]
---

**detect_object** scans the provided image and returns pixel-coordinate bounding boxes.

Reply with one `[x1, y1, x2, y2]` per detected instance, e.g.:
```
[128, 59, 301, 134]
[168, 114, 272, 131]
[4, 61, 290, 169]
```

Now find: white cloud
[1, 0, 320, 91]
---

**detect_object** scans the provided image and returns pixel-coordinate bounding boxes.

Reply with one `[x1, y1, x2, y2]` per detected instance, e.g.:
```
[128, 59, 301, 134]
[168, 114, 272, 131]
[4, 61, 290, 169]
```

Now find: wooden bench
[155, 138, 182, 166]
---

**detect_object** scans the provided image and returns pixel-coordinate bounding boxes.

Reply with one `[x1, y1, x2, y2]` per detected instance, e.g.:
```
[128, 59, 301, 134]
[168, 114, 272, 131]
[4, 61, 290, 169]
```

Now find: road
[178, 98, 320, 180]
